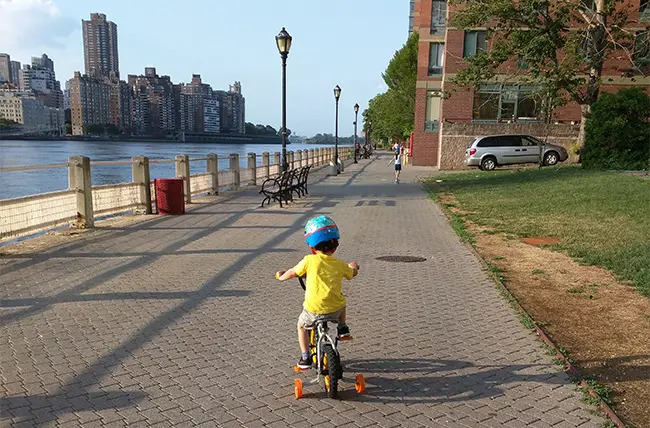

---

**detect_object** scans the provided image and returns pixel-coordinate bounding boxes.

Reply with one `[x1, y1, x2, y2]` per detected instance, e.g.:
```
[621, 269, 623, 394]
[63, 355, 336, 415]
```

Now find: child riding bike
[276, 216, 359, 369]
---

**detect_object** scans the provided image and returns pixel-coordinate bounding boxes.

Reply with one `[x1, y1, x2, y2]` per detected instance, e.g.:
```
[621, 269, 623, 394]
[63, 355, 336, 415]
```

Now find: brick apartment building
[411, 0, 650, 169]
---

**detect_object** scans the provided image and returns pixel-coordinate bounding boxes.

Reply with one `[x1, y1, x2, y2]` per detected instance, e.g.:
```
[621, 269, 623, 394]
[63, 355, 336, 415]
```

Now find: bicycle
[292, 275, 365, 399]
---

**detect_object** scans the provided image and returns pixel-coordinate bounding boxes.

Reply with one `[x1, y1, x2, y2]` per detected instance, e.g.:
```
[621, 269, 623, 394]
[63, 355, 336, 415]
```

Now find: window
[473, 84, 541, 122]
[633, 31, 650, 69]
[431, 1, 447, 35]
[425, 90, 442, 132]
[428, 43, 445, 76]
[517, 56, 529, 70]
[476, 137, 499, 148]
[463, 31, 488, 58]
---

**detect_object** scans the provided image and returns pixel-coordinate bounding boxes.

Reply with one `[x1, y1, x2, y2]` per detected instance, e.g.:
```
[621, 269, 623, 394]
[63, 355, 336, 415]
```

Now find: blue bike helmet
[304, 215, 340, 248]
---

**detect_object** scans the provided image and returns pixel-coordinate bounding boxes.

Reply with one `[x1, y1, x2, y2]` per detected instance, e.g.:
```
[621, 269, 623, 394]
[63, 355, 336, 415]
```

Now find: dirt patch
[469, 223, 650, 427]
[521, 237, 562, 246]
[437, 194, 650, 427]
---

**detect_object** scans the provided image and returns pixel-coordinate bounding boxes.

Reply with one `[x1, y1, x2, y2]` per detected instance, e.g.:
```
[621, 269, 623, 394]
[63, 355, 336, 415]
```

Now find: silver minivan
[464, 135, 569, 170]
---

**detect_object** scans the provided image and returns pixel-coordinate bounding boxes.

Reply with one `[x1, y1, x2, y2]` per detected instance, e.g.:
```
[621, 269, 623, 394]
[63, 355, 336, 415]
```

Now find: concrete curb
[425, 187, 626, 428]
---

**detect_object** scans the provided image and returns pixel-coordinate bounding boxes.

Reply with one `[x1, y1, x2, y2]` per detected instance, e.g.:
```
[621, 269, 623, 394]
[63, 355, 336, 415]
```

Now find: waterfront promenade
[0, 156, 605, 427]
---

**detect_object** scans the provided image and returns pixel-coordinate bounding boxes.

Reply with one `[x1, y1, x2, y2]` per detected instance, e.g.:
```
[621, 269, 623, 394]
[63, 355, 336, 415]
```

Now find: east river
[0, 139, 331, 200]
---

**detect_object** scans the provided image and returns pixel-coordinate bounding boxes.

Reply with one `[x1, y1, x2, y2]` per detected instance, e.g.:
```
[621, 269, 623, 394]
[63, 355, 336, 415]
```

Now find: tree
[364, 32, 418, 145]
[582, 88, 650, 170]
[450, 0, 650, 146]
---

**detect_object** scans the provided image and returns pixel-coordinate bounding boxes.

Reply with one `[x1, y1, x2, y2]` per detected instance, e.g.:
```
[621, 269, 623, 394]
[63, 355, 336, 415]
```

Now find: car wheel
[544, 151, 559, 166]
[481, 157, 497, 171]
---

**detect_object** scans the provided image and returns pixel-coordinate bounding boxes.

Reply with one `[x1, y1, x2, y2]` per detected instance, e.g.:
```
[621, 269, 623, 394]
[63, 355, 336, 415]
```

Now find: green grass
[427, 166, 650, 298]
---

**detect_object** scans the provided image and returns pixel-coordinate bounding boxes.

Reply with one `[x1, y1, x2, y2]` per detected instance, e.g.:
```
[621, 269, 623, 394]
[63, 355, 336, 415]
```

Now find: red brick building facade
[411, 0, 650, 168]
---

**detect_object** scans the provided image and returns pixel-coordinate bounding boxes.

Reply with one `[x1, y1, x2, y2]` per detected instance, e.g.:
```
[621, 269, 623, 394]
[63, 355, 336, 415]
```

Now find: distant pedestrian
[387, 152, 402, 183]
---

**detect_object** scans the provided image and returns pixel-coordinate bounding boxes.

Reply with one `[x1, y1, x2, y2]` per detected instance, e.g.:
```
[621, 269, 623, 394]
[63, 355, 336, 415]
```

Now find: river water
[0, 139, 333, 200]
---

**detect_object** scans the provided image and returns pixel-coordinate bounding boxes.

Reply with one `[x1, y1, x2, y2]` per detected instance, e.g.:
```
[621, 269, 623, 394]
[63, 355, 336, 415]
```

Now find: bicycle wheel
[322, 345, 341, 399]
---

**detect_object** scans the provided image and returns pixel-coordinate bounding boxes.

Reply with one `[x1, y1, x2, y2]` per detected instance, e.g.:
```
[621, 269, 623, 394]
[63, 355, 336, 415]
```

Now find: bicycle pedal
[294, 365, 311, 372]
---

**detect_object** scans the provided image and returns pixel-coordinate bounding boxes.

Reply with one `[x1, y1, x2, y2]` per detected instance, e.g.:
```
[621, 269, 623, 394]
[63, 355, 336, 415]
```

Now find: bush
[582, 88, 650, 170]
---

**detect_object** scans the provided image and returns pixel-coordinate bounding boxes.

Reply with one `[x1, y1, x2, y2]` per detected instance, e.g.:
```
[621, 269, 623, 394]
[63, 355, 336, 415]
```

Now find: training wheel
[355, 374, 365, 394]
[294, 378, 303, 399]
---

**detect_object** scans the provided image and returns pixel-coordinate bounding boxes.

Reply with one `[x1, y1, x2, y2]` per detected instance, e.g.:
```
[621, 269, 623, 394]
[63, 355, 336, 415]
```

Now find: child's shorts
[298, 307, 345, 329]
[395, 164, 402, 171]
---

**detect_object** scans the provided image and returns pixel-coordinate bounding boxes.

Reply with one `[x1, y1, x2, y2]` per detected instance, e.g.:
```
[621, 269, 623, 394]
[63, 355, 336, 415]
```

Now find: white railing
[0, 147, 354, 241]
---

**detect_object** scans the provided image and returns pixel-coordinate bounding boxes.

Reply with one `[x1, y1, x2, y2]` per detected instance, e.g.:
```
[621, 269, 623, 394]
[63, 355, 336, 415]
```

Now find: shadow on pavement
[333, 358, 570, 404]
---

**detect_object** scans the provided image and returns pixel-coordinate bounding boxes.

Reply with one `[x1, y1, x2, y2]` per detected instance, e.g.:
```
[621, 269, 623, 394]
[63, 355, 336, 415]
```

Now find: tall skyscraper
[0, 53, 10, 83]
[82, 13, 119, 78]
[9, 61, 21, 87]
[218, 82, 245, 134]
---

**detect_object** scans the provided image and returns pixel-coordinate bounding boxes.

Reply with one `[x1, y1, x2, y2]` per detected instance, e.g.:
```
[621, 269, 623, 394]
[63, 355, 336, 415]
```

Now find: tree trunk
[577, 104, 591, 162]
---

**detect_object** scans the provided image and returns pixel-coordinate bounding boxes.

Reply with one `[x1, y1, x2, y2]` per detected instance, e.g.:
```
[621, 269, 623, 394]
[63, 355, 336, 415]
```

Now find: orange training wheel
[294, 378, 303, 399]
[355, 374, 365, 394]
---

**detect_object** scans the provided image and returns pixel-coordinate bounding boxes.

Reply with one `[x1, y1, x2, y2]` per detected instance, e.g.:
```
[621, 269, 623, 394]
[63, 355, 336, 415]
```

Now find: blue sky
[0, 0, 408, 136]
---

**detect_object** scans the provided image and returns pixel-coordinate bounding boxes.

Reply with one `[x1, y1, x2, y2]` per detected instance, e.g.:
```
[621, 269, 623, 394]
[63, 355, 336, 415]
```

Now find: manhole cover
[376, 255, 427, 263]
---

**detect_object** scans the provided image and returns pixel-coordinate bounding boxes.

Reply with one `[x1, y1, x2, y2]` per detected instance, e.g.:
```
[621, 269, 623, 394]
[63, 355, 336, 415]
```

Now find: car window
[523, 136, 540, 146]
[498, 136, 522, 147]
[477, 137, 499, 148]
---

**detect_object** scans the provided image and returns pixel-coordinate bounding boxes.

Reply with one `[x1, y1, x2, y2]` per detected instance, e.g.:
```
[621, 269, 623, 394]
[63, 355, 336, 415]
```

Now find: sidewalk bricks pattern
[0, 156, 606, 427]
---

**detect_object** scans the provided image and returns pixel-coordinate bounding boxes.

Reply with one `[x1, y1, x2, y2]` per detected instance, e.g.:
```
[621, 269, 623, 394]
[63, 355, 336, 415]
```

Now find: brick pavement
[0, 156, 606, 427]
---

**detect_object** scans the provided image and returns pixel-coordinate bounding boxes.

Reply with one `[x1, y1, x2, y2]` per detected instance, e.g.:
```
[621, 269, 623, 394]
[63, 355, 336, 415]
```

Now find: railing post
[132, 155, 152, 214]
[287, 151, 293, 170]
[230, 153, 240, 188]
[207, 153, 218, 195]
[248, 152, 257, 186]
[317, 148, 322, 165]
[68, 155, 94, 228]
[175, 154, 191, 204]
[273, 152, 281, 175]
[309, 149, 315, 166]
[262, 152, 270, 179]
[296, 150, 303, 168]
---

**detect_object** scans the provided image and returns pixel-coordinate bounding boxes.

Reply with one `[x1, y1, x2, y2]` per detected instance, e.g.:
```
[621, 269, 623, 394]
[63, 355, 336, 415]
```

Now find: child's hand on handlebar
[348, 262, 359, 270]
[275, 271, 286, 280]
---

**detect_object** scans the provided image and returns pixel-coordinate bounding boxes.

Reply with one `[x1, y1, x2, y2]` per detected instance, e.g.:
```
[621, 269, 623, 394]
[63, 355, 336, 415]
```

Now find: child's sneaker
[337, 324, 351, 338]
[297, 356, 312, 369]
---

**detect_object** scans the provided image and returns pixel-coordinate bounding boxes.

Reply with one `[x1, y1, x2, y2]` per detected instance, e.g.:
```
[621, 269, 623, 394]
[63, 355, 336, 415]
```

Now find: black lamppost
[333, 85, 341, 173]
[353, 103, 359, 164]
[368, 120, 373, 150]
[276, 27, 292, 172]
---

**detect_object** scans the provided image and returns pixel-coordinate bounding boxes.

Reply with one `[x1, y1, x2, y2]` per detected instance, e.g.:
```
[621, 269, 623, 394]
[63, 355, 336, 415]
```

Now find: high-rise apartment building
[219, 81, 245, 134]
[9, 61, 21, 87]
[410, 0, 650, 168]
[67, 72, 111, 135]
[178, 74, 219, 134]
[20, 54, 64, 109]
[128, 67, 176, 136]
[0, 54, 10, 83]
[82, 13, 119, 78]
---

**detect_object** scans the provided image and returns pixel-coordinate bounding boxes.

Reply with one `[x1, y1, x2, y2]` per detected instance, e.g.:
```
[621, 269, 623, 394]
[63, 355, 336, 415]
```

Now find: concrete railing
[0, 147, 353, 241]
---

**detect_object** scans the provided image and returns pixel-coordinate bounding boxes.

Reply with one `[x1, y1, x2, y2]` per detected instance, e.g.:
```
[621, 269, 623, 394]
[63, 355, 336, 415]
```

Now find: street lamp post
[275, 27, 292, 172]
[353, 103, 359, 164]
[333, 85, 341, 173]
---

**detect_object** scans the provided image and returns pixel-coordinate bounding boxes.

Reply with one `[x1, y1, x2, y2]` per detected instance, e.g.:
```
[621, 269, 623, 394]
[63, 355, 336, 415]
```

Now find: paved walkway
[0, 156, 605, 427]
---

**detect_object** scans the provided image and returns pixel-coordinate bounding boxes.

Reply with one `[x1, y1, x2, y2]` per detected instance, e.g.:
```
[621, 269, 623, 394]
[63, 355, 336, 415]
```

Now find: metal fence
[0, 147, 353, 241]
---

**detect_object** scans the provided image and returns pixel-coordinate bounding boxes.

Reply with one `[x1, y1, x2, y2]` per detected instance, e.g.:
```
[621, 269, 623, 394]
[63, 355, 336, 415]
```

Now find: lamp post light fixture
[333, 85, 341, 174]
[353, 103, 359, 164]
[276, 27, 292, 172]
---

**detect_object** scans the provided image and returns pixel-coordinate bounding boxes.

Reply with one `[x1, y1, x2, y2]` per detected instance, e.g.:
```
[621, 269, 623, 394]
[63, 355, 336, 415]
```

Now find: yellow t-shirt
[294, 253, 356, 314]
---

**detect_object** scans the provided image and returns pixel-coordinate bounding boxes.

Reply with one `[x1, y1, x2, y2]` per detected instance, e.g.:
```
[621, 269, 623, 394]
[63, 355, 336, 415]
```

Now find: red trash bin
[154, 178, 185, 215]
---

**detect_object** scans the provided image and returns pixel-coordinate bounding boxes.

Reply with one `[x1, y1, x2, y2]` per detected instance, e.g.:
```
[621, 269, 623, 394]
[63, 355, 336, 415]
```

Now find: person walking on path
[387, 152, 402, 183]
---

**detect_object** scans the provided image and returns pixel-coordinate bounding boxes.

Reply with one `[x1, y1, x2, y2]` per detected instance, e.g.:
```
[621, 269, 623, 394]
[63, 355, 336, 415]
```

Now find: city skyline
[0, 0, 407, 136]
